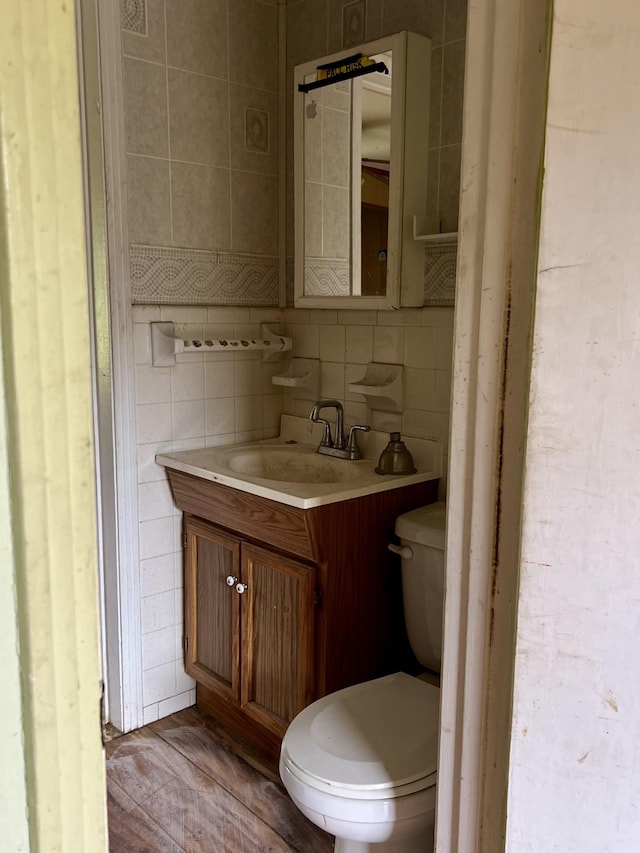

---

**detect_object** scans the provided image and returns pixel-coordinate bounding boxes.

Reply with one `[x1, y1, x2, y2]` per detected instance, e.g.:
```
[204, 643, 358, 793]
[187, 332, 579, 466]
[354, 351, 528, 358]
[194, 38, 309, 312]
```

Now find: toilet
[279, 501, 446, 852]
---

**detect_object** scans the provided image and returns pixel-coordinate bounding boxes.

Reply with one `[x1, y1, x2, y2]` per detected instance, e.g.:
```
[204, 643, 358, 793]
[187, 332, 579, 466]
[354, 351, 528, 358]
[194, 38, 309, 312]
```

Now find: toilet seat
[281, 672, 439, 801]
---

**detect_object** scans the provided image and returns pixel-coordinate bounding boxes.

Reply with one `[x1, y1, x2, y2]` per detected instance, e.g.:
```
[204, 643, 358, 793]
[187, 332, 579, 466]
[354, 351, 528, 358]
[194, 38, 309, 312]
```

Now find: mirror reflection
[301, 51, 392, 299]
[294, 33, 430, 309]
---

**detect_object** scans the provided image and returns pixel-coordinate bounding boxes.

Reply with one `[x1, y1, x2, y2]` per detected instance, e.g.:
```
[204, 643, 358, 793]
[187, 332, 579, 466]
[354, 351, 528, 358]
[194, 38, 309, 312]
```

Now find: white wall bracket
[151, 322, 292, 366]
[348, 362, 404, 412]
[271, 358, 320, 400]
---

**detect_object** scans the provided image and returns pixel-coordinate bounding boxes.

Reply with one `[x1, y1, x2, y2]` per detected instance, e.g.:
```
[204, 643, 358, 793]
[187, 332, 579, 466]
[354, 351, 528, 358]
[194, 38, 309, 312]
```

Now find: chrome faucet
[309, 400, 370, 460]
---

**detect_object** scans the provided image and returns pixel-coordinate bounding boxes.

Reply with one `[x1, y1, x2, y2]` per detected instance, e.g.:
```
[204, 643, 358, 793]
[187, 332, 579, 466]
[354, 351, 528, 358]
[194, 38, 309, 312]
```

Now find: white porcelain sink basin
[223, 446, 362, 484]
[155, 415, 442, 509]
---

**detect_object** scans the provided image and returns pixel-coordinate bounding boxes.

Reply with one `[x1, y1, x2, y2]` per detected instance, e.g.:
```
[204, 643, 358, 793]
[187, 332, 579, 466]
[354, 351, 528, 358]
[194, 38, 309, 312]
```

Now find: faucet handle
[313, 417, 333, 447]
[347, 424, 370, 459]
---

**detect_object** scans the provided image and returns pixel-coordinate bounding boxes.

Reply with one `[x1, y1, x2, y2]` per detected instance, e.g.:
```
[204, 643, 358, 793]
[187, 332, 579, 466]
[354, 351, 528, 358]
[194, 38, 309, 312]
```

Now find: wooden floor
[106, 707, 334, 852]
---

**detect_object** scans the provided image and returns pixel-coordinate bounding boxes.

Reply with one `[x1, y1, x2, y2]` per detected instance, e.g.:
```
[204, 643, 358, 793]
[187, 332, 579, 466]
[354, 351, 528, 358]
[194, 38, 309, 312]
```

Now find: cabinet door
[240, 543, 316, 738]
[184, 517, 241, 704]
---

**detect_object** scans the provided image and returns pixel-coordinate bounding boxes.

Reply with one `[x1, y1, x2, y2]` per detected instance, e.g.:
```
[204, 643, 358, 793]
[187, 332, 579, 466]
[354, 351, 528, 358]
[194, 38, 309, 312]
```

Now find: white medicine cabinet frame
[293, 31, 431, 310]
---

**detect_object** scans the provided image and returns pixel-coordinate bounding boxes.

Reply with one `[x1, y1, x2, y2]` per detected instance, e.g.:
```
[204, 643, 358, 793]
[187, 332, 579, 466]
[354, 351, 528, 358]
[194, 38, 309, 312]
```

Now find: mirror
[294, 32, 431, 309]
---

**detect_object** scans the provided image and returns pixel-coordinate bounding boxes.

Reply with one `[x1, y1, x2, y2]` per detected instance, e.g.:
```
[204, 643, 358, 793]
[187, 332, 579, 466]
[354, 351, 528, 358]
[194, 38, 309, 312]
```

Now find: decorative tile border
[121, 0, 147, 35]
[130, 245, 279, 306]
[304, 258, 351, 296]
[423, 241, 457, 306]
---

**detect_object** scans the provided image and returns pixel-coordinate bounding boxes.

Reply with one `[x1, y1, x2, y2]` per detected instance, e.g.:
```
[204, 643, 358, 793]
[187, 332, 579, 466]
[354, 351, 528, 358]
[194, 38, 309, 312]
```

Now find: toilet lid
[282, 673, 439, 795]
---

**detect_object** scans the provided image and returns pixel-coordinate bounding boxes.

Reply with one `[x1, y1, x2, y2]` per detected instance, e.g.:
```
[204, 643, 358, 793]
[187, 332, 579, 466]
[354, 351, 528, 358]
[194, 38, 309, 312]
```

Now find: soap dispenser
[375, 432, 417, 475]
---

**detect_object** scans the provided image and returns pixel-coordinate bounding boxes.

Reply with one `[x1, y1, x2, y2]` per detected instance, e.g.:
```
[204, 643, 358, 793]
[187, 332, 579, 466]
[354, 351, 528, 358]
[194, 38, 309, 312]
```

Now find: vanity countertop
[156, 416, 441, 510]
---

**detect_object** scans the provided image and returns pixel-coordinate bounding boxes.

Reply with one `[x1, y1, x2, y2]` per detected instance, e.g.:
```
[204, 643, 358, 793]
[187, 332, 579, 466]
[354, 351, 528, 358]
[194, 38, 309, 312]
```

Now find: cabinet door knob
[226, 575, 238, 587]
[235, 582, 248, 594]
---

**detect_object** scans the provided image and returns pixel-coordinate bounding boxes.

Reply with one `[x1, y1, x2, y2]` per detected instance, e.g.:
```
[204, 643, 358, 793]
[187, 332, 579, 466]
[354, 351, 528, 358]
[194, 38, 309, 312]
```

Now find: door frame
[79, 0, 143, 733]
[81, 0, 552, 845]
[436, 0, 551, 849]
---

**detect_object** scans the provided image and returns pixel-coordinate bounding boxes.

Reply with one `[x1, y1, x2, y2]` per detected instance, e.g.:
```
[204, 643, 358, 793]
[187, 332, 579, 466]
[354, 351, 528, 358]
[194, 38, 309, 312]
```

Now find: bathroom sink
[155, 414, 442, 509]
[222, 446, 362, 484]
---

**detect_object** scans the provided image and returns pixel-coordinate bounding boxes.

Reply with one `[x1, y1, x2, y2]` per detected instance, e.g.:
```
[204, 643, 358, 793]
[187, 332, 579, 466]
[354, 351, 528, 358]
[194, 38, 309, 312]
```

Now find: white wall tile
[405, 368, 436, 411]
[404, 326, 437, 369]
[373, 326, 405, 363]
[160, 305, 208, 323]
[174, 583, 183, 623]
[132, 305, 161, 322]
[142, 703, 160, 725]
[306, 310, 335, 325]
[233, 322, 261, 340]
[371, 410, 402, 433]
[134, 323, 152, 364]
[320, 362, 345, 399]
[175, 662, 196, 694]
[283, 307, 309, 325]
[337, 309, 378, 325]
[172, 399, 205, 439]
[207, 306, 251, 323]
[421, 306, 454, 327]
[140, 553, 175, 597]
[158, 688, 195, 717]
[205, 396, 235, 435]
[137, 440, 173, 483]
[402, 408, 436, 439]
[205, 431, 236, 447]
[139, 517, 175, 560]
[137, 402, 172, 443]
[377, 308, 422, 326]
[142, 626, 177, 670]
[205, 361, 235, 398]
[431, 411, 450, 452]
[250, 307, 282, 324]
[138, 479, 176, 522]
[142, 589, 176, 634]
[235, 360, 263, 396]
[319, 325, 346, 362]
[295, 324, 320, 358]
[263, 394, 283, 432]
[236, 429, 264, 443]
[434, 370, 452, 413]
[142, 661, 176, 704]
[436, 326, 454, 370]
[235, 395, 263, 433]
[172, 436, 207, 451]
[344, 400, 369, 425]
[135, 365, 171, 404]
[345, 325, 374, 364]
[171, 362, 204, 402]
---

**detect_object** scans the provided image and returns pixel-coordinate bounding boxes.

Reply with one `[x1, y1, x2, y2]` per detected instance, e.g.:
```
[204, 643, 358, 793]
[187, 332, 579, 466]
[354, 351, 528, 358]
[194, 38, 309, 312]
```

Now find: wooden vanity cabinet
[168, 468, 437, 763]
[184, 516, 315, 760]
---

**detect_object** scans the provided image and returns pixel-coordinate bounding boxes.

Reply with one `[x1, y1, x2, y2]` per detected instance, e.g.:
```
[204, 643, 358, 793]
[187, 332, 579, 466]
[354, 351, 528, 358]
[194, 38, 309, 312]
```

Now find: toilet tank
[394, 502, 446, 673]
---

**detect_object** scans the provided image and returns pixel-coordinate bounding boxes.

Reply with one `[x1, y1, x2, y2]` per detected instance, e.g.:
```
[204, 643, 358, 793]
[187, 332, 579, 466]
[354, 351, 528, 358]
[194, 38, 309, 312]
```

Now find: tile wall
[121, 1, 284, 721]
[133, 304, 285, 724]
[281, 306, 454, 496]
[122, 0, 280, 304]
